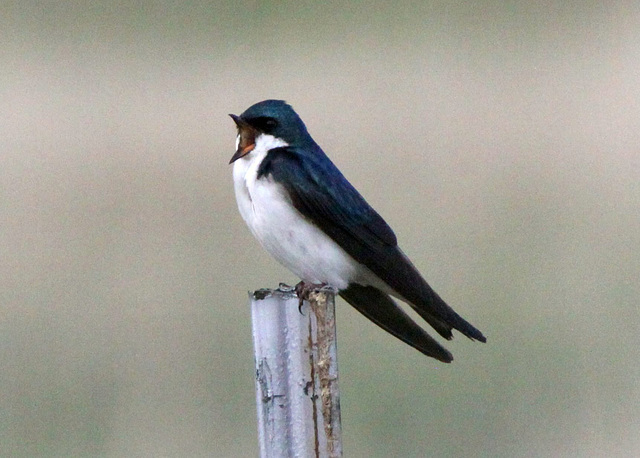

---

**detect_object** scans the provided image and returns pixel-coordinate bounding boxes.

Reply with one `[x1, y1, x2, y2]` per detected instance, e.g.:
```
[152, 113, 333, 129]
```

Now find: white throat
[232, 132, 289, 238]
[232, 133, 289, 199]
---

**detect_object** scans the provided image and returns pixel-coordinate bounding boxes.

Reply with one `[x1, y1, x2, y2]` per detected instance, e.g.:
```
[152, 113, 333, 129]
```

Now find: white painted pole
[250, 285, 342, 458]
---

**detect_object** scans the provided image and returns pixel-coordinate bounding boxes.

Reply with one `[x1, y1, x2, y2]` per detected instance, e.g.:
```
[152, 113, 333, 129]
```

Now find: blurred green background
[2, 1, 639, 456]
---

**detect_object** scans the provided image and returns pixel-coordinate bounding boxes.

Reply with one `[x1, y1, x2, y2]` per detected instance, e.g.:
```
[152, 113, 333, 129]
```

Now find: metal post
[250, 285, 342, 458]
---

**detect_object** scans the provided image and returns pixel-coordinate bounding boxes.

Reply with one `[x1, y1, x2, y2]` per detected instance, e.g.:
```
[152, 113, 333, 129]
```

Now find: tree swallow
[229, 100, 486, 362]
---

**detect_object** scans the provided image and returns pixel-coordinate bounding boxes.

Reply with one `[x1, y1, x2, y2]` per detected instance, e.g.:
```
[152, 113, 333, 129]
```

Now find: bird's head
[229, 100, 312, 163]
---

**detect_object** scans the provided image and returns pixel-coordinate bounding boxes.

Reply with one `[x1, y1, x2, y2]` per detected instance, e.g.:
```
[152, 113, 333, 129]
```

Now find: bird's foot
[294, 281, 327, 313]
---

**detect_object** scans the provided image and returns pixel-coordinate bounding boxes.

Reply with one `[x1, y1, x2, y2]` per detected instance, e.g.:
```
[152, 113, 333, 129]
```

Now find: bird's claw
[294, 281, 327, 314]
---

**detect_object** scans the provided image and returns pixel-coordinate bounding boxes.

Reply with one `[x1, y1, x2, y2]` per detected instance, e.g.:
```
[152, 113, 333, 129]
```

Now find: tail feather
[407, 287, 487, 343]
[340, 284, 453, 363]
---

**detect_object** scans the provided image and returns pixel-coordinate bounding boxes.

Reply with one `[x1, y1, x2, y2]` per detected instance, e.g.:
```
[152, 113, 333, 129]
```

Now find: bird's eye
[253, 117, 278, 132]
[265, 119, 277, 130]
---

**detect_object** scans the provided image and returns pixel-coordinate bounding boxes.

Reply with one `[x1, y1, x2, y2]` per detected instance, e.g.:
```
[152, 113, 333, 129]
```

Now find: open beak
[229, 114, 258, 164]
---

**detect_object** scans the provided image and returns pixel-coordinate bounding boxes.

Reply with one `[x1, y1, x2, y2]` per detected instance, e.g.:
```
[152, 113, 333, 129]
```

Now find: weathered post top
[250, 285, 342, 458]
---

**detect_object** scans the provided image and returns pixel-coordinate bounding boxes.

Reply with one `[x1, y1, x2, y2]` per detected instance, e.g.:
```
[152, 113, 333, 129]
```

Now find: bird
[229, 99, 485, 362]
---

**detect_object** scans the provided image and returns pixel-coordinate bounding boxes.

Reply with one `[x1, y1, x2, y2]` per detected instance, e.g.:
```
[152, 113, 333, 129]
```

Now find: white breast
[232, 134, 361, 289]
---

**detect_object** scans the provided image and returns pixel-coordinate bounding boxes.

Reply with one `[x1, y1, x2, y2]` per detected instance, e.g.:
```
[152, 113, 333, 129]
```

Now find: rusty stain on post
[308, 289, 342, 458]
